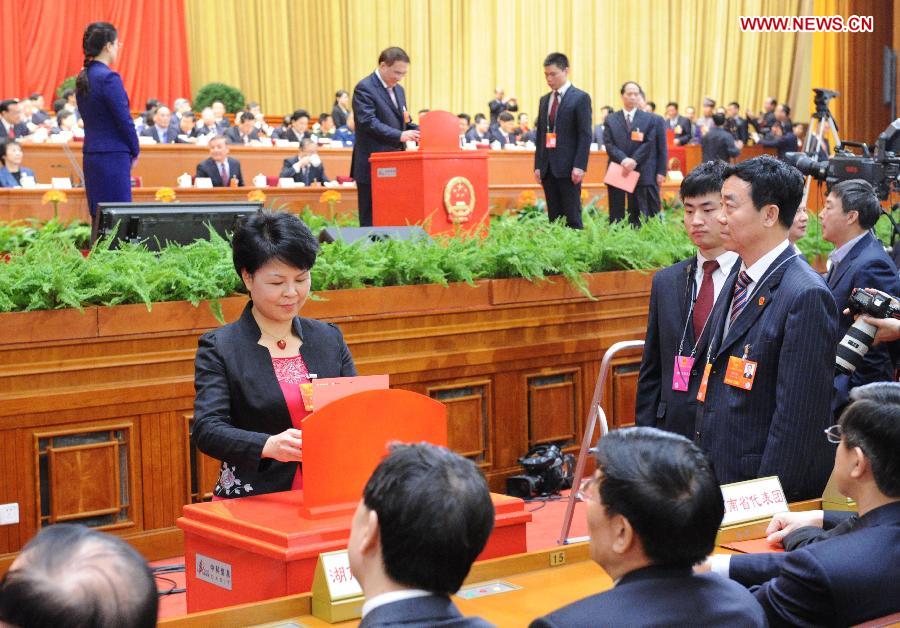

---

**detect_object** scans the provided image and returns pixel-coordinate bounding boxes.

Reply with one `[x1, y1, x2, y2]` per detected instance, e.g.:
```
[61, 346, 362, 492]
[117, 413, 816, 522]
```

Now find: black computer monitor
[96, 202, 262, 250]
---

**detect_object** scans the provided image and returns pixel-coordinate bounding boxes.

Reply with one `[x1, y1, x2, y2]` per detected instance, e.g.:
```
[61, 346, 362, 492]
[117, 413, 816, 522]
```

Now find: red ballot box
[666, 128, 687, 174]
[370, 110, 489, 235]
[177, 389, 531, 612]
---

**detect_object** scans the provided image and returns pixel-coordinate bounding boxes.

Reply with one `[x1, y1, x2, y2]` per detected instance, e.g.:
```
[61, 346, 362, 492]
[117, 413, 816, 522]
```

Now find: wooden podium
[666, 128, 687, 174]
[176, 389, 531, 613]
[370, 110, 489, 235]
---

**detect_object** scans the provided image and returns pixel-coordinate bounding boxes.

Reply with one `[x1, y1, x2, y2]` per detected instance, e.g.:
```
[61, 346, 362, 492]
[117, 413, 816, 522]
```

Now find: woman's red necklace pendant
[276, 339, 287, 350]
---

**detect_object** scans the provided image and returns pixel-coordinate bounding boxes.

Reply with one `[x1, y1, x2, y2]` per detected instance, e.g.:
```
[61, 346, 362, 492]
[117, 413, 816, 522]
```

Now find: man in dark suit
[725, 101, 749, 144]
[637, 162, 739, 438]
[351, 46, 420, 227]
[702, 113, 742, 163]
[703, 383, 900, 627]
[591, 105, 612, 148]
[760, 122, 798, 160]
[487, 87, 518, 125]
[748, 97, 777, 135]
[820, 179, 900, 415]
[279, 138, 329, 184]
[533, 52, 592, 229]
[211, 100, 230, 131]
[530, 428, 766, 628]
[488, 111, 517, 147]
[284, 109, 312, 144]
[175, 111, 201, 143]
[697, 156, 838, 501]
[139, 106, 178, 144]
[604, 81, 666, 226]
[349, 443, 493, 628]
[663, 101, 692, 146]
[29, 93, 49, 125]
[0, 100, 30, 139]
[224, 111, 261, 145]
[195, 135, 243, 187]
[464, 113, 491, 143]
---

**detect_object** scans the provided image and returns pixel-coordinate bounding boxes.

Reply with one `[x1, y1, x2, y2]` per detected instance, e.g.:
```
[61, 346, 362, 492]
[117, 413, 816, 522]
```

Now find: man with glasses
[530, 427, 765, 627]
[702, 382, 900, 626]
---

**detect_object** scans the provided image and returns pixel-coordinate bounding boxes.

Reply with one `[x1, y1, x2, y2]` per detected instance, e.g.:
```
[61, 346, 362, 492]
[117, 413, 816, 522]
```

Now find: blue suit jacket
[350, 71, 417, 184]
[533, 86, 592, 178]
[637, 257, 716, 438]
[76, 61, 139, 157]
[729, 501, 900, 627]
[529, 565, 766, 627]
[358, 594, 492, 628]
[139, 125, 179, 144]
[279, 157, 328, 184]
[828, 231, 900, 414]
[697, 246, 838, 501]
[0, 166, 35, 188]
[604, 109, 666, 186]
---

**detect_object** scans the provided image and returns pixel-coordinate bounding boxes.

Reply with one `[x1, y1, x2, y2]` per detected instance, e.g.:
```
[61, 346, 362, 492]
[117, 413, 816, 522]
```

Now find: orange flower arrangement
[319, 189, 342, 205]
[42, 189, 68, 219]
[581, 188, 589, 204]
[247, 189, 267, 203]
[516, 189, 537, 210]
[155, 187, 177, 203]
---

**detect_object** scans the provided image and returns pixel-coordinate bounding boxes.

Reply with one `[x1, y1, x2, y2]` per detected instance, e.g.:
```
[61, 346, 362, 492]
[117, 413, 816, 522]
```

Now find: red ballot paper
[720, 538, 785, 554]
[604, 162, 640, 193]
[306, 375, 389, 413]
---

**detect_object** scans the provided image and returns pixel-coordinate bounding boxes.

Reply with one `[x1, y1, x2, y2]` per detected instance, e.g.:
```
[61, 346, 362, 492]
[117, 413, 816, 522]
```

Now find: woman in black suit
[192, 211, 356, 499]
[331, 90, 350, 128]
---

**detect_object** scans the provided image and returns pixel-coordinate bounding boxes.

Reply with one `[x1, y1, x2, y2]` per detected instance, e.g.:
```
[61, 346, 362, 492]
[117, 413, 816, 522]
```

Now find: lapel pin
[758, 296, 766, 306]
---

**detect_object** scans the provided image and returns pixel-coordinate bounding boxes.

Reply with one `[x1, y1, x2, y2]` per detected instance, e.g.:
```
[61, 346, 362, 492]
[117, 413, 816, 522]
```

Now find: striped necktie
[729, 271, 753, 324]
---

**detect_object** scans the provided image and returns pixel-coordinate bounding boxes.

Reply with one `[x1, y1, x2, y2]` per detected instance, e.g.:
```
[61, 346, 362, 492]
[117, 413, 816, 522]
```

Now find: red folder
[604, 162, 640, 193]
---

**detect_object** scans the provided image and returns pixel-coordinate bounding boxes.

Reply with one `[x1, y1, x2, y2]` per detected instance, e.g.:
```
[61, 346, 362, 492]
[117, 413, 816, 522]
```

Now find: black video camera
[836, 289, 900, 375]
[505, 444, 575, 500]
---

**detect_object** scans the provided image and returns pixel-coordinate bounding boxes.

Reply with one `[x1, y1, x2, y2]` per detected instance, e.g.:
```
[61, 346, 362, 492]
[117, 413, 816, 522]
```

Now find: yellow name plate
[311, 550, 364, 623]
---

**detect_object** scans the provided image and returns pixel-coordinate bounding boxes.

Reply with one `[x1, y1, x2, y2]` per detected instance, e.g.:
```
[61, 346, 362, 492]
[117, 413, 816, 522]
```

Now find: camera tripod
[799, 106, 841, 208]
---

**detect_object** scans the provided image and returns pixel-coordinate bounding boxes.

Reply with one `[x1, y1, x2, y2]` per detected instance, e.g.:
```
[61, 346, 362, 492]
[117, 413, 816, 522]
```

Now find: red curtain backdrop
[0, 0, 191, 112]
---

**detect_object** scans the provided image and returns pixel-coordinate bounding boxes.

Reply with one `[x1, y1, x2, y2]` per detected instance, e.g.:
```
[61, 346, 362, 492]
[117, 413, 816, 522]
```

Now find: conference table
[159, 499, 825, 627]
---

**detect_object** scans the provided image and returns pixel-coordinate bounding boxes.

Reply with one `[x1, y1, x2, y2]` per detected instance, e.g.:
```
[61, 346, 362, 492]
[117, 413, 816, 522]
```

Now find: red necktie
[693, 260, 719, 339]
[7, 125, 13, 138]
[549, 91, 559, 129]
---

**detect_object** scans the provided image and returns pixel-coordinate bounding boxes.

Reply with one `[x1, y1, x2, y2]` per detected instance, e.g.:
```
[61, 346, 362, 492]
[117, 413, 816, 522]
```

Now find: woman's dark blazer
[192, 302, 356, 498]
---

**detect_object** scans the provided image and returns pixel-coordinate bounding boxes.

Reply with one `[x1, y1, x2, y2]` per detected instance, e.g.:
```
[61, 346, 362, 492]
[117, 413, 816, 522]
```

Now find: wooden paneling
[611, 364, 641, 429]
[48, 441, 119, 523]
[0, 271, 652, 560]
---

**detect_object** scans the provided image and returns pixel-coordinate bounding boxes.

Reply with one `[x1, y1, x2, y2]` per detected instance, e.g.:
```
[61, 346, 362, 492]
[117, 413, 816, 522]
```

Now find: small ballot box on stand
[370, 110, 490, 235]
[177, 389, 531, 613]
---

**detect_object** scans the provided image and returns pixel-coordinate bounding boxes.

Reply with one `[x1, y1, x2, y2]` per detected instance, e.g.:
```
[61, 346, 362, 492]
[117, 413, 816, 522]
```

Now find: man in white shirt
[696, 155, 838, 501]
[348, 443, 494, 628]
[637, 161, 738, 438]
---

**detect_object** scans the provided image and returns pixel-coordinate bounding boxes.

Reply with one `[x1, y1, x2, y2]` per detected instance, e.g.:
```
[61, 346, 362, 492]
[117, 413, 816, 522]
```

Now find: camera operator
[822, 179, 900, 415]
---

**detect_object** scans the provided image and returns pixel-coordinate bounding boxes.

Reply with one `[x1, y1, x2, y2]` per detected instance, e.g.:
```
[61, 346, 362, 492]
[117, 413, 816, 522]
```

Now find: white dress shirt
[722, 239, 792, 338]
[695, 250, 740, 304]
[361, 589, 432, 619]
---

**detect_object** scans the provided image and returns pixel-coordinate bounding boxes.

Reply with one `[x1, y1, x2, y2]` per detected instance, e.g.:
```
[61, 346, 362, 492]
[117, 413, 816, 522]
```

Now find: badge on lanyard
[672, 355, 695, 391]
[631, 128, 644, 142]
[723, 344, 757, 390]
[545, 132, 557, 148]
[696, 363, 713, 402]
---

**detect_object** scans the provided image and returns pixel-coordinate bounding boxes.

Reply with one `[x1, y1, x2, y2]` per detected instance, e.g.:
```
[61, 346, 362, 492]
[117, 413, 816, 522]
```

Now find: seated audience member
[704, 383, 900, 627]
[0, 141, 36, 187]
[701, 112, 742, 163]
[0, 523, 157, 628]
[139, 106, 177, 144]
[332, 112, 355, 146]
[821, 180, 900, 415]
[246, 102, 272, 136]
[349, 443, 494, 628]
[280, 138, 329, 185]
[51, 109, 78, 136]
[285, 109, 311, 143]
[760, 121, 798, 160]
[29, 93, 49, 124]
[175, 111, 201, 143]
[314, 113, 336, 138]
[515, 112, 531, 138]
[195, 135, 243, 187]
[52, 97, 67, 119]
[196, 107, 219, 136]
[332, 89, 351, 128]
[211, 100, 230, 130]
[464, 113, 490, 143]
[489, 111, 517, 147]
[62, 88, 79, 120]
[225, 111, 261, 145]
[0, 99, 30, 139]
[270, 115, 290, 141]
[530, 427, 766, 627]
[135, 98, 160, 132]
[457, 113, 471, 136]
